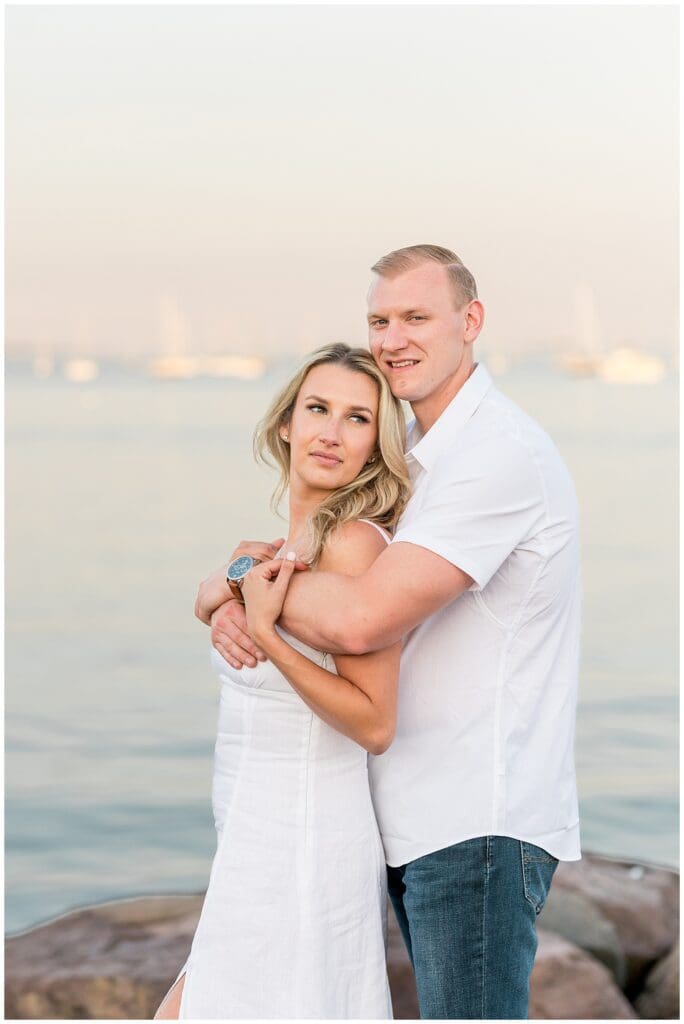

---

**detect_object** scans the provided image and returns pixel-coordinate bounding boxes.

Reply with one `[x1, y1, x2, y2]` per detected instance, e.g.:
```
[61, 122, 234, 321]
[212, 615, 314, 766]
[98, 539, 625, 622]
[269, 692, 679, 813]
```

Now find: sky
[5, 4, 679, 361]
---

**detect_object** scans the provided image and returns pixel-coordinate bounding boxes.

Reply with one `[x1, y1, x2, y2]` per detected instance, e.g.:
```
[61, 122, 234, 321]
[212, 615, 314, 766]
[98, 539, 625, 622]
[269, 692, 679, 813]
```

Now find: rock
[530, 930, 637, 1019]
[7, 863, 677, 1021]
[551, 852, 678, 989]
[5, 894, 203, 1019]
[6, 894, 420, 1020]
[386, 908, 419, 1019]
[634, 940, 679, 1019]
[538, 886, 626, 987]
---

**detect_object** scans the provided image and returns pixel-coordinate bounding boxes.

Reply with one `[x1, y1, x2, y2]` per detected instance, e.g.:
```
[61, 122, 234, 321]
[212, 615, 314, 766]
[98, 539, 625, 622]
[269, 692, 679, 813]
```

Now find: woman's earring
[282, 432, 289, 442]
[366, 454, 377, 465]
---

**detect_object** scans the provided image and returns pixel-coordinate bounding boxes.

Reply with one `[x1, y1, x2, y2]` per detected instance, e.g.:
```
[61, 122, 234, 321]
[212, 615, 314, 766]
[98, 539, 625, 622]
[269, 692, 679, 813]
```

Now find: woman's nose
[319, 420, 342, 445]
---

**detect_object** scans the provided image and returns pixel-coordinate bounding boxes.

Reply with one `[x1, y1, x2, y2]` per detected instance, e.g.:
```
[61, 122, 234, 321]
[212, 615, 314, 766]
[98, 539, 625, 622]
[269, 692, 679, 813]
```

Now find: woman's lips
[310, 451, 342, 467]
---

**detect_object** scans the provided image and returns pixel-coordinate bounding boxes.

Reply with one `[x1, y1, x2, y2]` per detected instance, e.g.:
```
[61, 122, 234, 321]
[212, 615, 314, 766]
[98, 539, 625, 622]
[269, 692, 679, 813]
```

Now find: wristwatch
[226, 554, 261, 602]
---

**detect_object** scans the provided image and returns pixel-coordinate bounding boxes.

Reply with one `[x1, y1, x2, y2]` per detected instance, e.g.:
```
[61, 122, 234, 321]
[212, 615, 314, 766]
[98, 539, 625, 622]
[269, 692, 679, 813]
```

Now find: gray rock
[530, 929, 638, 1019]
[552, 852, 678, 988]
[633, 940, 679, 1020]
[538, 886, 626, 987]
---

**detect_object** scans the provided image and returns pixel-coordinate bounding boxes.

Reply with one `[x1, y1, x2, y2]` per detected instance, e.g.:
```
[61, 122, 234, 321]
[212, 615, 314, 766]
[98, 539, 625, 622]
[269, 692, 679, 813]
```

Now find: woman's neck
[286, 485, 325, 552]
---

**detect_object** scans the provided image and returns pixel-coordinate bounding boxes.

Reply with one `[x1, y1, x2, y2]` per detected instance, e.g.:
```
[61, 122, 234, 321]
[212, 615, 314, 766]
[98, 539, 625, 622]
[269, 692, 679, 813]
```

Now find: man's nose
[381, 323, 408, 352]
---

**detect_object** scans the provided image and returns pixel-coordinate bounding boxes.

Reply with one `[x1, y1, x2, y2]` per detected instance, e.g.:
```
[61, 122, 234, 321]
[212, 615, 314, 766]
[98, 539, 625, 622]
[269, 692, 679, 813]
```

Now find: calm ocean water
[5, 364, 678, 934]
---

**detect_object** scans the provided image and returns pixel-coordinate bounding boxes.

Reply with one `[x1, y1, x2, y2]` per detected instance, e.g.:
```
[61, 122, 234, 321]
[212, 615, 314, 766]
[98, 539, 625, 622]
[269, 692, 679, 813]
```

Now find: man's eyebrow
[367, 307, 429, 321]
[304, 394, 374, 416]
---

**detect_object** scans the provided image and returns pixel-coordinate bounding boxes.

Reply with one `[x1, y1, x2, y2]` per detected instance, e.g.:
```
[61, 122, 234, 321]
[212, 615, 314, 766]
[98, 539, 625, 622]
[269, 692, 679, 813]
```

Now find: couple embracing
[155, 244, 581, 1021]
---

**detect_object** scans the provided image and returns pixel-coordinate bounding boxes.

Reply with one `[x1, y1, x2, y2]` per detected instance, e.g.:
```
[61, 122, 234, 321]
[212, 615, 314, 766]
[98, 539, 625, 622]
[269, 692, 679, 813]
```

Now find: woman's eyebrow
[304, 394, 374, 416]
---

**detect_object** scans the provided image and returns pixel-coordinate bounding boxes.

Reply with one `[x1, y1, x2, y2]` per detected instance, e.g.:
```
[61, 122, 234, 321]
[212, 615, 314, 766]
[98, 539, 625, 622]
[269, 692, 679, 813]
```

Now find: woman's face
[282, 363, 380, 498]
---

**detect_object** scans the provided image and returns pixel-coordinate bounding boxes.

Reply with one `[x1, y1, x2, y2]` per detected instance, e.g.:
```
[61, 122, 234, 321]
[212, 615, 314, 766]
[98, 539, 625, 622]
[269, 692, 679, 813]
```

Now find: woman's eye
[307, 404, 326, 413]
[350, 415, 370, 424]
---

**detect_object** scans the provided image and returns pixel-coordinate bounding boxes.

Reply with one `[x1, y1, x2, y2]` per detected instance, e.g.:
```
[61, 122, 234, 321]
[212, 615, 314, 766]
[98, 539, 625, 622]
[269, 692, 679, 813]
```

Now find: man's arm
[280, 431, 544, 654]
[279, 541, 473, 655]
[209, 431, 542, 664]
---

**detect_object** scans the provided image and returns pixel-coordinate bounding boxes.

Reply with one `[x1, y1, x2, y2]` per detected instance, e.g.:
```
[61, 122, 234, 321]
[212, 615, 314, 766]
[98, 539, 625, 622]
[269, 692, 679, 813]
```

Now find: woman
[155, 343, 410, 1020]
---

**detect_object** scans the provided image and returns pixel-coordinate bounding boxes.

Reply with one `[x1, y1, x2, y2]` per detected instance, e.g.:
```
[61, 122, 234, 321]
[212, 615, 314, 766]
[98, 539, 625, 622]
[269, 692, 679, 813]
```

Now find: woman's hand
[195, 538, 286, 625]
[241, 553, 299, 647]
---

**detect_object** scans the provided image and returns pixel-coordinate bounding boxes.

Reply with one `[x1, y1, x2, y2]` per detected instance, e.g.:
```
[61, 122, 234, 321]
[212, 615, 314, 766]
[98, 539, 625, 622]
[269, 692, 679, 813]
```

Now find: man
[198, 244, 581, 1019]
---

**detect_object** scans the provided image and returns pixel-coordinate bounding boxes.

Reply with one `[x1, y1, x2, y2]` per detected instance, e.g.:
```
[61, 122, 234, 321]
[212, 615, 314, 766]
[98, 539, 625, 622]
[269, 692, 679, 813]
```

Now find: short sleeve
[393, 436, 544, 591]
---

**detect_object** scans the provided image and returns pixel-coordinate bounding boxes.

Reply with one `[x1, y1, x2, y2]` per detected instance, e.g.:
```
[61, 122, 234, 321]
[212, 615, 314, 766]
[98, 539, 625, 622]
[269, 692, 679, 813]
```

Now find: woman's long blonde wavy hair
[254, 343, 411, 565]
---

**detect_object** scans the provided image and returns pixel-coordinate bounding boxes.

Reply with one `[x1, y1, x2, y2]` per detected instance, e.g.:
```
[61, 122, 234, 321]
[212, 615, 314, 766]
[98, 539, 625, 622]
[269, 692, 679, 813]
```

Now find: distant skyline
[6, 5, 678, 360]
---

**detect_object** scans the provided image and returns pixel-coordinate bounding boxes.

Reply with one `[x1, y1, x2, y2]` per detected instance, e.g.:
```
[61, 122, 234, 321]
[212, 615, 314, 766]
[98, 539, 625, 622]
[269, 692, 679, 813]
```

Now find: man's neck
[411, 361, 478, 435]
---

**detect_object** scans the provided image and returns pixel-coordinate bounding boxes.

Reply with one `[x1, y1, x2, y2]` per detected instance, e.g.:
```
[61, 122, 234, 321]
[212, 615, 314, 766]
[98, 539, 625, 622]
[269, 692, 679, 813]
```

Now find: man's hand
[195, 538, 286, 625]
[210, 599, 267, 670]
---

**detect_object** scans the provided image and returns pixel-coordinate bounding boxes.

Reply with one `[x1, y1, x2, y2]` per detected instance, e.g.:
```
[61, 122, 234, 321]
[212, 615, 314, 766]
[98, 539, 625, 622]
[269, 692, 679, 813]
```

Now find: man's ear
[464, 299, 485, 343]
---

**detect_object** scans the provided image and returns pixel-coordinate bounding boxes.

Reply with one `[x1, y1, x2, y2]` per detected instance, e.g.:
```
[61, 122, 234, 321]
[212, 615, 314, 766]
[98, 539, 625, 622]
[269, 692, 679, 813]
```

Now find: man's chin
[388, 378, 421, 403]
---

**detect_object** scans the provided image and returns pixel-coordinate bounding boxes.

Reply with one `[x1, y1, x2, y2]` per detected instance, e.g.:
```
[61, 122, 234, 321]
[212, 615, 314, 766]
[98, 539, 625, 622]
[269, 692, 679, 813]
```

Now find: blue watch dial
[227, 555, 255, 582]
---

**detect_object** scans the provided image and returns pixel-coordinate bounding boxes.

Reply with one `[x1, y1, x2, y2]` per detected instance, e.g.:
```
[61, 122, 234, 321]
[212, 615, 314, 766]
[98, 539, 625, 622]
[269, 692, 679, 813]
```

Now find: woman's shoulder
[317, 519, 391, 574]
[355, 518, 392, 544]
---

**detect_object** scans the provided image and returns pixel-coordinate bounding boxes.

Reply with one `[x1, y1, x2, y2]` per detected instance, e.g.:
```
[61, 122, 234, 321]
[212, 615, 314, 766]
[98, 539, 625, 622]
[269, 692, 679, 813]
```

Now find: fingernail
[286, 550, 296, 561]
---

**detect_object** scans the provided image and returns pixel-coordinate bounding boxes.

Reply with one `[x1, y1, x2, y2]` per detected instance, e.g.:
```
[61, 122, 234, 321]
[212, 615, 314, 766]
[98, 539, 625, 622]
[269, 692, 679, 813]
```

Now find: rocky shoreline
[5, 852, 678, 1020]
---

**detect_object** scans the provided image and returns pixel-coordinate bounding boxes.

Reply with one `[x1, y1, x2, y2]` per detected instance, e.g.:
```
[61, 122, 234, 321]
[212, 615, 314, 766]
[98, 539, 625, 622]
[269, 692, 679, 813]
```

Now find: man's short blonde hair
[371, 244, 478, 309]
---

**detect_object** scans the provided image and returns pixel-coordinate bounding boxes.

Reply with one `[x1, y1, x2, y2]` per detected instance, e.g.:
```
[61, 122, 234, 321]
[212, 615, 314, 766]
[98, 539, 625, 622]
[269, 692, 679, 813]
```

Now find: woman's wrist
[250, 622, 281, 653]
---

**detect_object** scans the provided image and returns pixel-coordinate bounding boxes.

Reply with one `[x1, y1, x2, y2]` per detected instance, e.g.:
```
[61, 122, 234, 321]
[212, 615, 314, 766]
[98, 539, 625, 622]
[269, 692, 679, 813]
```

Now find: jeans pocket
[521, 841, 558, 915]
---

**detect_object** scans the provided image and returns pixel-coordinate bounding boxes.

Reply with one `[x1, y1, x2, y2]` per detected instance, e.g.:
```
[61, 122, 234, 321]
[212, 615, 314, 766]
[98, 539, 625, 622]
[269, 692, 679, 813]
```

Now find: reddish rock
[5, 895, 202, 1019]
[6, 869, 677, 1021]
[387, 910, 419, 1019]
[6, 895, 420, 1020]
[530, 930, 637, 1020]
[634, 940, 679, 1019]
[538, 886, 626, 986]
[552, 852, 678, 988]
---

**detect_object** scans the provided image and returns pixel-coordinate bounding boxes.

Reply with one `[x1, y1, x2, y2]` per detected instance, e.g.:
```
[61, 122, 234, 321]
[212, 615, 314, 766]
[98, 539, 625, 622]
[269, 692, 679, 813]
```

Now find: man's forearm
[279, 570, 379, 655]
[279, 541, 473, 655]
[195, 563, 233, 624]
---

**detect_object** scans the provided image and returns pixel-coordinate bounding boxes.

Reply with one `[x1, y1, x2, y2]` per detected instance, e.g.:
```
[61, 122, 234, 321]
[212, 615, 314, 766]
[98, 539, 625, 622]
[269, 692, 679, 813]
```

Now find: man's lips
[310, 450, 342, 467]
[386, 358, 420, 370]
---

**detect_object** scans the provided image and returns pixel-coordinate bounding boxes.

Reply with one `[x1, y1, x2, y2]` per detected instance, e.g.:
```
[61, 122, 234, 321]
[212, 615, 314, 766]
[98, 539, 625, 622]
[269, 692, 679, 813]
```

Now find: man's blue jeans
[387, 835, 558, 1019]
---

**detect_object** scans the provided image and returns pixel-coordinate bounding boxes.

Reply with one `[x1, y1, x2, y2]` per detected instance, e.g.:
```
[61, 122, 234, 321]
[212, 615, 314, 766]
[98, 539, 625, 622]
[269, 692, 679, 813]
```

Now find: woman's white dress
[176, 530, 392, 1019]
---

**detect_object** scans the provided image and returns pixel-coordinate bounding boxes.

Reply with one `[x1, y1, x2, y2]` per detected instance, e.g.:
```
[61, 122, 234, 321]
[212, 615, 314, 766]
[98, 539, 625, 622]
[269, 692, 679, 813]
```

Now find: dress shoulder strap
[357, 518, 391, 545]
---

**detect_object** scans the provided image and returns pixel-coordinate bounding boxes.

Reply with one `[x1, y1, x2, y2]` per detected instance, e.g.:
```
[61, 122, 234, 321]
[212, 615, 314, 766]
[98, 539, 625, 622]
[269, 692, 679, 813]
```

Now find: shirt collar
[406, 363, 493, 472]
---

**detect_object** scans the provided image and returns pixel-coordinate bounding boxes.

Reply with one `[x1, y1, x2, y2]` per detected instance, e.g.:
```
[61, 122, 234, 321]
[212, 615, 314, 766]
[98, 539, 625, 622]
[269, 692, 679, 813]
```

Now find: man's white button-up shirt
[369, 363, 581, 866]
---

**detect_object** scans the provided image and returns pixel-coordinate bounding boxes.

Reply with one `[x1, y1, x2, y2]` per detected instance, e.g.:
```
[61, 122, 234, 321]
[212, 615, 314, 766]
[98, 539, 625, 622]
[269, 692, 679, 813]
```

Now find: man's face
[367, 262, 474, 410]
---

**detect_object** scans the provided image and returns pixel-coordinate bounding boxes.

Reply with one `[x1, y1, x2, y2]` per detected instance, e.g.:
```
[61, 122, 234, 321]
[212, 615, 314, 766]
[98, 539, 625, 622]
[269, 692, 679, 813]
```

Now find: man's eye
[409, 315, 425, 321]
[370, 320, 387, 329]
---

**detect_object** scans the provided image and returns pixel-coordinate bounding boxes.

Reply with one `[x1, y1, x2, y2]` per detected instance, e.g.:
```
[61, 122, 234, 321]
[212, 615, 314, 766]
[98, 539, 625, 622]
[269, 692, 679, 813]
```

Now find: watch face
[227, 554, 255, 582]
